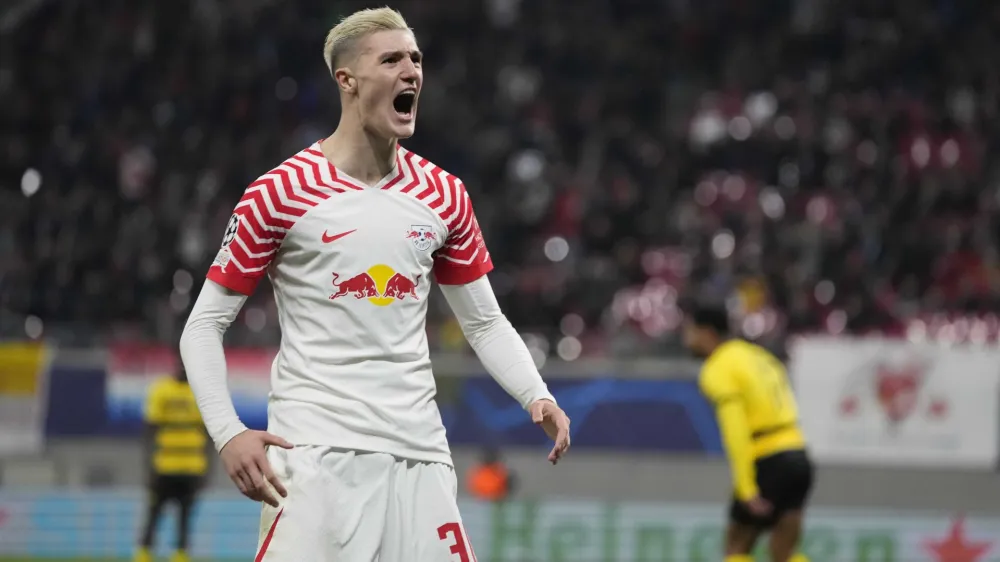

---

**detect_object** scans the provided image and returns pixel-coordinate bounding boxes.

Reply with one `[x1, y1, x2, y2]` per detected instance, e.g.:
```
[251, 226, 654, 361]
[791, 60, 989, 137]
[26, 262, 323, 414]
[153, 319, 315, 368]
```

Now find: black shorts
[150, 474, 202, 503]
[729, 449, 814, 529]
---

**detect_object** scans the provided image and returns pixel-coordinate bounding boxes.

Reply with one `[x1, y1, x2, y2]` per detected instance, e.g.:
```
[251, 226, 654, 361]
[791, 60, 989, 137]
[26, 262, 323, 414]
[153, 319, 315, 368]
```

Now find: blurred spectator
[466, 446, 513, 502]
[4, 0, 1000, 355]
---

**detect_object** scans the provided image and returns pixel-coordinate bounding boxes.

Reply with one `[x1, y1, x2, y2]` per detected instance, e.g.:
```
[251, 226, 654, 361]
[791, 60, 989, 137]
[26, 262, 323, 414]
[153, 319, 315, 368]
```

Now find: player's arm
[181, 278, 291, 506]
[439, 277, 569, 463]
[179, 280, 250, 451]
[433, 177, 569, 463]
[432, 177, 551, 407]
[700, 359, 758, 500]
[439, 277, 555, 408]
[182, 189, 293, 507]
[183, 186, 287, 450]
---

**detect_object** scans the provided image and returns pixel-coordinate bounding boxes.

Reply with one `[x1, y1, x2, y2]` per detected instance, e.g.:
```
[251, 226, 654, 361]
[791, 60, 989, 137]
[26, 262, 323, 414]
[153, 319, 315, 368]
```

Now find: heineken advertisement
[460, 502, 999, 562]
[0, 491, 996, 561]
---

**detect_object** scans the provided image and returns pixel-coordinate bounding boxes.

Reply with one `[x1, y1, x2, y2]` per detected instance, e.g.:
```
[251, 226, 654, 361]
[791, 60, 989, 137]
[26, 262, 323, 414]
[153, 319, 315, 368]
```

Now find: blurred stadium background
[3, 0, 1000, 560]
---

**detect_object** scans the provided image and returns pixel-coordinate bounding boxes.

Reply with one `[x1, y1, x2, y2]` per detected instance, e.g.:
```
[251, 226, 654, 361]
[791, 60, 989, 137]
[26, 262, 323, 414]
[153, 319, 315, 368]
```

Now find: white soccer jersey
[206, 141, 493, 465]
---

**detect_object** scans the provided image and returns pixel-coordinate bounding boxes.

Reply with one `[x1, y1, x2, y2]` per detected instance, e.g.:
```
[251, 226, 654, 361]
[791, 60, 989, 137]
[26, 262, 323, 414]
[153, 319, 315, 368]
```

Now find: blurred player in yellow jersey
[683, 305, 815, 562]
[133, 365, 209, 562]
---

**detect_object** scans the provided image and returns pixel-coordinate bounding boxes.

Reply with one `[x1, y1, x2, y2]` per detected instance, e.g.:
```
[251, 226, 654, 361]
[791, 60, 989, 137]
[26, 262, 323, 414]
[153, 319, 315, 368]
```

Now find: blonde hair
[323, 7, 411, 76]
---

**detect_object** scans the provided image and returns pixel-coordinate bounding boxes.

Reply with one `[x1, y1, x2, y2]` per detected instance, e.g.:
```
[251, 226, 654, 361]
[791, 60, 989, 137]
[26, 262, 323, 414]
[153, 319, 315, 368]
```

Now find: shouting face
[338, 29, 422, 140]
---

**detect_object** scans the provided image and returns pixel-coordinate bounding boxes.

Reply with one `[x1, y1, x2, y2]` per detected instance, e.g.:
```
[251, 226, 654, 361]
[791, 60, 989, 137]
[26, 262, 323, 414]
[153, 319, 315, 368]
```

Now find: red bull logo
[875, 362, 924, 423]
[406, 225, 436, 252]
[330, 264, 421, 306]
[384, 272, 419, 299]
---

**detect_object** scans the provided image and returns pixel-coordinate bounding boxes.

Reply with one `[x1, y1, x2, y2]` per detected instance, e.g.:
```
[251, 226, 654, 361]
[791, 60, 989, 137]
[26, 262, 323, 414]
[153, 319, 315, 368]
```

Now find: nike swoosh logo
[322, 229, 356, 243]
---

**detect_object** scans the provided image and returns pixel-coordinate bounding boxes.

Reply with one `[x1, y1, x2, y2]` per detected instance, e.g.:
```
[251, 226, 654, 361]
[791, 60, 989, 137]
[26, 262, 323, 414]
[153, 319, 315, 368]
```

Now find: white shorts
[254, 446, 478, 562]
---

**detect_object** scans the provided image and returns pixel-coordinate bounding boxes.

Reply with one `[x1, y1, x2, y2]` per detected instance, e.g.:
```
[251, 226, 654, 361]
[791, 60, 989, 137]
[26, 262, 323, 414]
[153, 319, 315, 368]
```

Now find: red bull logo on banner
[330, 264, 420, 306]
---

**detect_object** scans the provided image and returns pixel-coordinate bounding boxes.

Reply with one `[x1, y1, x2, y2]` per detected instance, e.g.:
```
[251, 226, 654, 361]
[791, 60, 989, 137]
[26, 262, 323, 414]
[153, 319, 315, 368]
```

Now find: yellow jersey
[143, 377, 208, 476]
[699, 339, 806, 499]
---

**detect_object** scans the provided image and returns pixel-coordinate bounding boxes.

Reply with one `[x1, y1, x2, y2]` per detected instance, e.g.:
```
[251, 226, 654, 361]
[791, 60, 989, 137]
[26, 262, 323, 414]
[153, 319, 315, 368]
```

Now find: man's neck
[320, 117, 397, 186]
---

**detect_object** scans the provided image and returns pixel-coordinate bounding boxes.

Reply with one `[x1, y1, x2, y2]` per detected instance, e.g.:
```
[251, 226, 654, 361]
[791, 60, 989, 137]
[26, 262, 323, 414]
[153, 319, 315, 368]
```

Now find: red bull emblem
[406, 225, 436, 252]
[838, 356, 949, 424]
[330, 272, 379, 300]
[874, 362, 924, 423]
[384, 272, 420, 300]
[330, 264, 421, 306]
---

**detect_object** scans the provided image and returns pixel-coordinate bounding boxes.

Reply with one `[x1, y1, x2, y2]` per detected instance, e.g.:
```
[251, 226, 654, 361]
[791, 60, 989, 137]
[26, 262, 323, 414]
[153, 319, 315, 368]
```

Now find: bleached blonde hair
[323, 7, 411, 76]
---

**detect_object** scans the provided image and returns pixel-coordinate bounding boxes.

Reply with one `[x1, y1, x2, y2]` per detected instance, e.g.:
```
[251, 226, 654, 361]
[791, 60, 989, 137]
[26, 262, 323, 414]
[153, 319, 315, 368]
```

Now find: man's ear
[335, 68, 356, 93]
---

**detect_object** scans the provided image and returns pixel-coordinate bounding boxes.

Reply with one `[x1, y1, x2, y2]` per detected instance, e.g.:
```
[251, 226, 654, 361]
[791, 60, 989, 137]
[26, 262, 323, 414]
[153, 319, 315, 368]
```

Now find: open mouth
[392, 91, 416, 117]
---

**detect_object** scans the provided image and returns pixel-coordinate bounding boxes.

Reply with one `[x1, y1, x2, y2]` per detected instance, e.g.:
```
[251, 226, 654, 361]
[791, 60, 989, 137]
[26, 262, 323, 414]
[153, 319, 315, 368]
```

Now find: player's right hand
[219, 429, 294, 508]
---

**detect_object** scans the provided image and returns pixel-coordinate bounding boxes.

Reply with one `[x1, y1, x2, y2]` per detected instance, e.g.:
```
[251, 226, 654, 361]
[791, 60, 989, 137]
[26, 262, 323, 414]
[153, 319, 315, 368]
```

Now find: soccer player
[133, 367, 208, 562]
[683, 305, 814, 562]
[178, 7, 571, 561]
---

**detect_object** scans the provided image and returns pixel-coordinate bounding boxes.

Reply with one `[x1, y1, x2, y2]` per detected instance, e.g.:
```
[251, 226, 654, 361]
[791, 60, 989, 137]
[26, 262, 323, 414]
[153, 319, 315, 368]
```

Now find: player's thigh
[153, 475, 188, 509]
[769, 509, 805, 562]
[145, 475, 168, 508]
[784, 450, 815, 509]
[760, 450, 814, 516]
[254, 446, 393, 561]
[175, 476, 200, 513]
[388, 461, 477, 562]
[726, 500, 766, 553]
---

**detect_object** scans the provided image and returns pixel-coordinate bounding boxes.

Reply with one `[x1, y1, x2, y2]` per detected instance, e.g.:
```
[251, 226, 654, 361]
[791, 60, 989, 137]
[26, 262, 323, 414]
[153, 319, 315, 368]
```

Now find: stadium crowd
[3, 0, 999, 356]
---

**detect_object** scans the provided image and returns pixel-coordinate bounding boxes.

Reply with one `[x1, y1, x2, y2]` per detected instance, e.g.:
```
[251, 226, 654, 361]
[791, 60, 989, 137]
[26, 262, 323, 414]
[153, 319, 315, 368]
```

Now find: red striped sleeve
[207, 201, 283, 295]
[207, 151, 332, 295]
[430, 173, 493, 285]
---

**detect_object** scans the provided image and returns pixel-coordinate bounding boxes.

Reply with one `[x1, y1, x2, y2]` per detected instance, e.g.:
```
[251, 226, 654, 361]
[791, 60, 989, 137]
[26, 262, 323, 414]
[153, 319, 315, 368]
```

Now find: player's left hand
[529, 399, 571, 464]
[745, 494, 773, 517]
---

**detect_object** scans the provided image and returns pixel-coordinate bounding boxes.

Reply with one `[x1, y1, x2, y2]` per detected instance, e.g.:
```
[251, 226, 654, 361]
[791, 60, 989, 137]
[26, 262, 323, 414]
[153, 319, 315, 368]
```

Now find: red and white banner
[106, 345, 275, 430]
[789, 336, 1000, 469]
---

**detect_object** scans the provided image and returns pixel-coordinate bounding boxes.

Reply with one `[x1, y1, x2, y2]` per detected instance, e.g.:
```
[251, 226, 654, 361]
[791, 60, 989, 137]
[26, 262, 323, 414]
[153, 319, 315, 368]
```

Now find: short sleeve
[206, 180, 288, 295]
[433, 180, 494, 285]
[699, 350, 741, 405]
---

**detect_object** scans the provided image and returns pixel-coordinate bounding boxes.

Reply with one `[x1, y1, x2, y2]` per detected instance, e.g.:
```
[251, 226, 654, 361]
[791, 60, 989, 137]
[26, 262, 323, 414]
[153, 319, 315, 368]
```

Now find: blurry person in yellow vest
[466, 446, 514, 502]
[133, 363, 209, 562]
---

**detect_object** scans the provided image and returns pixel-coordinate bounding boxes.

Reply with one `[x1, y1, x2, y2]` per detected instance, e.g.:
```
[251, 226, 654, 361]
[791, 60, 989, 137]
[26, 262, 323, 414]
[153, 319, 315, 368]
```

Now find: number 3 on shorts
[437, 522, 477, 562]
